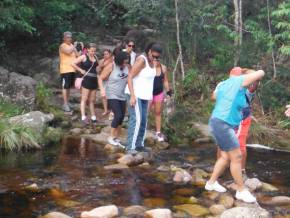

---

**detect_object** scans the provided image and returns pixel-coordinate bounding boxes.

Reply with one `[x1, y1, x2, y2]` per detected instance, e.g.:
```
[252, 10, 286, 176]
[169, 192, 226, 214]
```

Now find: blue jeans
[126, 95, 149, 150]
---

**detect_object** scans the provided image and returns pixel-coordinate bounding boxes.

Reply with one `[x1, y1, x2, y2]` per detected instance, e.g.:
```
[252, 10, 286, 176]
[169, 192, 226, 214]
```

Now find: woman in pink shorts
[151, 60, 171, 142]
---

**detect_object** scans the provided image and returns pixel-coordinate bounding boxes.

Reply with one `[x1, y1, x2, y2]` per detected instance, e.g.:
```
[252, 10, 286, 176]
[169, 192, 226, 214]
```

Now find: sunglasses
[127, 44, 135, 48]
[152, 55, 160, 60]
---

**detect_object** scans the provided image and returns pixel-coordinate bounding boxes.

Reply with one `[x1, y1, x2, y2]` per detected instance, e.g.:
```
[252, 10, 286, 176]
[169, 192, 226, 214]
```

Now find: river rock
[104, 144, 123, 153]
[218, 194, 235, 209]
[145, 209, 172, 218]
[209, 204, 226, 215]
[81, 205, 119, 218]
[9, 111, 54, 133]
[258, 195, 290, 206]
[192, 169, 209, 186]
[172, 196, 198, 204]
[173, 170, 192, 183]
[261, 182, 279, 192]
[144, 198, 166, 208]
[245, 178, 263, 191]
[203, 191, 220, 201]
[104, 163, 129, 170]
[41, 212, 72, 218]
[123, 205, 147, 216]
[220, 207, 270, 218]
[117, 154, 137, 166]
[173, 204, 210, 217]
[70, 128, 83, 135]
[0, 66, 36, 110]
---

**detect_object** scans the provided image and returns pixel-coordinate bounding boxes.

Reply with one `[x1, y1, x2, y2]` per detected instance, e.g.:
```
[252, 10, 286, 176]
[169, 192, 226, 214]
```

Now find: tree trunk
[233, 0, 243, 66]
[174, 0, 185, 81]
[266, 0, 277, 80]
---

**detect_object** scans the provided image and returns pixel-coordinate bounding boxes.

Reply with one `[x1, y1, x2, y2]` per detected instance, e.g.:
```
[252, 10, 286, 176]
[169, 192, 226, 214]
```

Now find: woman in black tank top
[72, 43, 99, 125]
[151, 60, 172, 142]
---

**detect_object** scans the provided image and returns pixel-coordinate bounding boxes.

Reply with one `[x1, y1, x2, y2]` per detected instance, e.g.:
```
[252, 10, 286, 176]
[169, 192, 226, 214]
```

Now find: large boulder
[220, 207, 270, 218]
[0, 66, 36, 110]
[9, 111, 54, 133]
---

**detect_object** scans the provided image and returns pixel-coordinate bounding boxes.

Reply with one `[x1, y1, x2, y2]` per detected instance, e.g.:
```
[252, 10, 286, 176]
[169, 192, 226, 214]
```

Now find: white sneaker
[205, 181, 227, 193]
[115, 138, 125, 149]
[235, 189, 256, 203]
[108, 137, 118, 146]
[156, 132, 165, 142]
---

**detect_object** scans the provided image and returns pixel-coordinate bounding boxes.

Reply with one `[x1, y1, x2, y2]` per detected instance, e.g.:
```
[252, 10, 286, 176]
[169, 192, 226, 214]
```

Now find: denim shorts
[209, 117, 240, 151]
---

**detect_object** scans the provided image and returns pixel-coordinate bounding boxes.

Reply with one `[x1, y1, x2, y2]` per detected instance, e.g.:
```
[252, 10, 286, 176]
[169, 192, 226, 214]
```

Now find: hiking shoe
[108, 137, 119, 146]
[155, 132, 165, 142]
[235, 189, 256, 203]
[91, 119, 97, 126]
[62, 104, 72, 112]
[205, 181, 227, 193]
[82, 117, 90, 126]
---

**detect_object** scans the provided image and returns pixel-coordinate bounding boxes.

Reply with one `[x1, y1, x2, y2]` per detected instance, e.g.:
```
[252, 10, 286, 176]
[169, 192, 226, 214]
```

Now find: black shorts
[82, 76, 98, 90]
[61, 72, 75, 89]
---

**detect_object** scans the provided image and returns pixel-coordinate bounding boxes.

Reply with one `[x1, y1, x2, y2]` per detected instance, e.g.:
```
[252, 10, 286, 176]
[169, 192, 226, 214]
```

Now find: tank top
[153, 67, 164, 96]
[106, 63, 129, 100]
[81, 55, 98, 77]
[59, 43, 76, 74]
[125, 55, 156, 100]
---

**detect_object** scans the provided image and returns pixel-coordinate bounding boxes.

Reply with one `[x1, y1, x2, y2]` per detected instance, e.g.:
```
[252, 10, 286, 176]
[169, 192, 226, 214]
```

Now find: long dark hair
[145, 42, 163, 55]
[114, 51, 129, 67]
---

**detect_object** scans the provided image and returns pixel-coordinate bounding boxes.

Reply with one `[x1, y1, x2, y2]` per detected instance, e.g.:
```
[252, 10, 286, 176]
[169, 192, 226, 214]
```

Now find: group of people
[59, 31, 172, 152]
[59, 31, 287, 204]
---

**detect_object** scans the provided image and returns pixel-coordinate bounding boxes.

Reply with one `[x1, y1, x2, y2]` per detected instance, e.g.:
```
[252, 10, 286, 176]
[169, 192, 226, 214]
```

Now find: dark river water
[0, 136, 289, 218]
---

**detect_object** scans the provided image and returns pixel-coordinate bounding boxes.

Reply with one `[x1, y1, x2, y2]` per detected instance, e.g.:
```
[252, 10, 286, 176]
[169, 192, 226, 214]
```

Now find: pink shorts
[152, 92, 164, 103]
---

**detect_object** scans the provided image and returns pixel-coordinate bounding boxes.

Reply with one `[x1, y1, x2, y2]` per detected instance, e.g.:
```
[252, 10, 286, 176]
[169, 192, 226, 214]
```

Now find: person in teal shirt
[205, 67, 265, 203]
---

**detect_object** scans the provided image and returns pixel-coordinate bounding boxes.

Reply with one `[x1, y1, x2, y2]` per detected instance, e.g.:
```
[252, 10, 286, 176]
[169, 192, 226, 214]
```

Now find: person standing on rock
[98, 51, 129, 147]
[205, 67, 265, 203]
[214, 68, 260, 179]
[59, 31, 78, 112]
[151, 59, 172, 142]
[72, 43, 99, 125]
[125, 42, 162, 153]
[123, 39, 137, 66]
[97, 49, 113, 116]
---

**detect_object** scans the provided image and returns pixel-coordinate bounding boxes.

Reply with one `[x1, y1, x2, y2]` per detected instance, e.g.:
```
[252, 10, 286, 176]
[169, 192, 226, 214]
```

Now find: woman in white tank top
[125, 42, 163, 153]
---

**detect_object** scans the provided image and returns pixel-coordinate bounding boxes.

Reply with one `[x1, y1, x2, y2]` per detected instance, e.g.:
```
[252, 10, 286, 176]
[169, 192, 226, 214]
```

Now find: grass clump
[0, 100, 25, 118]
[0, 120, 41, 151]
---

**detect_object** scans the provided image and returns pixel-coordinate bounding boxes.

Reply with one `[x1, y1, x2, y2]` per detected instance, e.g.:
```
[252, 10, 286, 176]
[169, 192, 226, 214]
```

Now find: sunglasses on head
[127, 44, 135, 48]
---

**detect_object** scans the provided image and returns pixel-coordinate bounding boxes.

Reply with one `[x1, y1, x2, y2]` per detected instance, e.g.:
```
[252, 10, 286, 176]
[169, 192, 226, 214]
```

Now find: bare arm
[127, 56, 145, 105]
[97, 59, 104, 73]
[242, 70, 265, 87]
[162, 65, 170, 92]
[71, 55, 86, 74]
[98, 63, 113, 97]
[60, 43, 77, 55]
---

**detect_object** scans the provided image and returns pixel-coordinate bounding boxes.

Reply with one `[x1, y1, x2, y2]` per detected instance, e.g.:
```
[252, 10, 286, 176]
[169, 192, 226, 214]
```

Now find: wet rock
[104, 163, 129, 170]
[25, 183, 39, 192]
[209, 204, 226, 215]
[202, 191, 220, 201]
[172, 211, 189, 218]
[117, 154, 137, 166]
[0, 66, 36, 110]
[173, 204, 210, 217]
[81, 205, 119, 218]
[234, 201, 259, 208]
[172, 196, 198, 204]
[218, 194, 235, 209]
[258, 195, 290, 206]
[9, 111, 54, 133]
[261, 182, 279, 192]
[157, 165, 171, 172]
[123, 205, 147, 216]
[104, 144, 124, 153]
[144, 197, 166, 208]
[49, 188, 65, 199]
[274, 215, 290, 218]
[56, 199, 81, 207]
[245, 178, 262, 191]
[70, 128, 83, 135]
[173, 188, 195, 197]
[191, 169, 209, 186]
[173, 170, 192, 183]
[145, 208, 172, 218]
[40, 212, 72, 218]
[136, 151, 153, 163]
[194, 137, 213, 144]
[220, 207, 270, 218]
